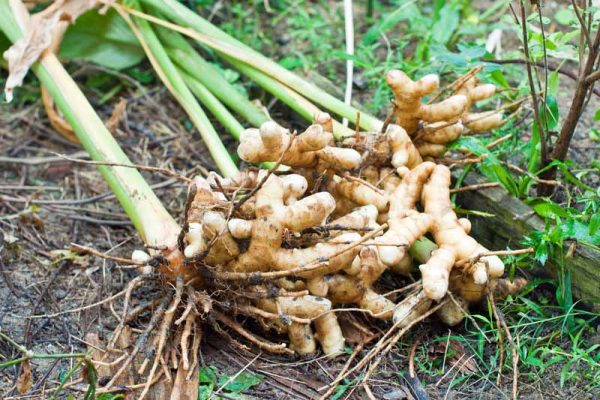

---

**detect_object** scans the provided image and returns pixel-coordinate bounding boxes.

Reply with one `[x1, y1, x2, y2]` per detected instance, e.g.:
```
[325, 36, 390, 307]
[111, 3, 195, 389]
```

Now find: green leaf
[593, 108, 600, 121]
[432, 4, 459, 44]
[525, 355, 543, 367]
[547, 71, 559, 97]
[520, 297, 544, 316]
[548, 160, 594, 192]
[435, 50, 468, 67]
[560, 361, 572, 387]
[0, 30, 9, 54]
[60, 9, 145, 70]
[331, 380, 352, 400]
[534, 242, 549, 265]
[278, 55, 304, 70]
[489, 163, 519, 196]
[362, 1, 418, 45]
[198, 366, 218, 384]
[219, 372, 262, 393]
[589, 214, 600, 236]
[490, 69, 510, 88]
[561, 219, 600, 245]
[541, 95, 559, 130]
[527, 198, 570, 219]
[198, 385, 213, 400]
[555, 8, 577, 25]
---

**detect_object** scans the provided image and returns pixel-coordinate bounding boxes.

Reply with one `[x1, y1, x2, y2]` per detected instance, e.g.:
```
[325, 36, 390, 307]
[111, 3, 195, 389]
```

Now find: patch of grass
[409, 284, 599, 394]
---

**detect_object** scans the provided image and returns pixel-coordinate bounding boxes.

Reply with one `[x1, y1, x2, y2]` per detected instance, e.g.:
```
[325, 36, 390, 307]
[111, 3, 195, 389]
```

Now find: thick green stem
[0, 0, 179, 247]
[156, 26, 269, 128]
[181, 71, 244, 139]
[222, 55, 355, 137]
[154, 17, 354, 136]
[409, 237, 438, 264]
[129, 4, 238, 177]
[140, 0, 383, 131]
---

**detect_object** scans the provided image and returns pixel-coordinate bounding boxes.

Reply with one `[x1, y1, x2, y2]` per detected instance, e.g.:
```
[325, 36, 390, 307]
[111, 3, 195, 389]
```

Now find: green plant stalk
[157, 23, 352, 137]
[158, 26, 353, 137]
[221, 54, 355, 138]
[140, 0, 383, 132]
[50, 356, 87, 400]
[0, 0, 180, 248]
[155, 26, 269, 128]
[181, 70, 244, 139]
[128, 6, 238, 177]
[410, 237, 437, 264]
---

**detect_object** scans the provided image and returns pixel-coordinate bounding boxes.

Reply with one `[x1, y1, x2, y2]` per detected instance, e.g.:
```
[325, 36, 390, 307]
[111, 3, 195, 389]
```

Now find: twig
[428, 66, 484, 104]
[487, 288, 519, 400]
[359, 301, 448, 393]
[70, 243, 143, 265]
[502, 162, 562, 186]
[517, 0, 548, 165]
[585, 68, 600, 84]
[214, 312, 293, 354]
[455, 248, 534, 268]
[19, 275, 148, 319]
[341, 172, 384, 195]
[319, 341, 366, 399]
[449, 182, 499, 193]
[0, 151, 89, 165]
[55, 153, 192, 183]
[571, 0, 593, 52]
[210, 223, 387, 281]
[485, 59, 600, 97]
[486, 133, 512, 149]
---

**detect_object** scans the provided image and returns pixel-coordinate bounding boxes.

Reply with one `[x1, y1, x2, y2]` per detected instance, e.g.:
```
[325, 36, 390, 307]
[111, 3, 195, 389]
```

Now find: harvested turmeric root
[386, 69, 506, 158]
[419, 164, 504, 300]
[386, 70, 468, 135]
[126, 68, 519, 361]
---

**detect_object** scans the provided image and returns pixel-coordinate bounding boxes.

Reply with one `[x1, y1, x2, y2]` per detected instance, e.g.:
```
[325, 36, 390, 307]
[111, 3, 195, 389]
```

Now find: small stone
[383, 388, 408, 400]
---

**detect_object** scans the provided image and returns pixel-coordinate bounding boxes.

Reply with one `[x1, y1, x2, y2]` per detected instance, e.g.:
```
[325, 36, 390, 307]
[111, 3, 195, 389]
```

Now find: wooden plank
[454, 171, 600, 311]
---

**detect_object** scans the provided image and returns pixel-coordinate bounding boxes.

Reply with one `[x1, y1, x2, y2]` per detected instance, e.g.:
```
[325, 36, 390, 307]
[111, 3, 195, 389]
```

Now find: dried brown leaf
[17, 359, 32, 394]
[430, 339, 478, 375]
[41, 83, 78, 142]
[3, 0, 98, 102]
[106, 98, 127, 134]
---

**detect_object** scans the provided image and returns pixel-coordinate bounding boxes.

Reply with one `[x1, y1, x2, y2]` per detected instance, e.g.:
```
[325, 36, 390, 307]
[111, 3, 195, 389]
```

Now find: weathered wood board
[454, 172, 600, 311]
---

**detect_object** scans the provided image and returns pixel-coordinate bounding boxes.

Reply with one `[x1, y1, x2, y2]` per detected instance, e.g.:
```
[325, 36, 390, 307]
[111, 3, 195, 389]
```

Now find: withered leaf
[3, 0, 98, 102]
[17, 359, 32, 394]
